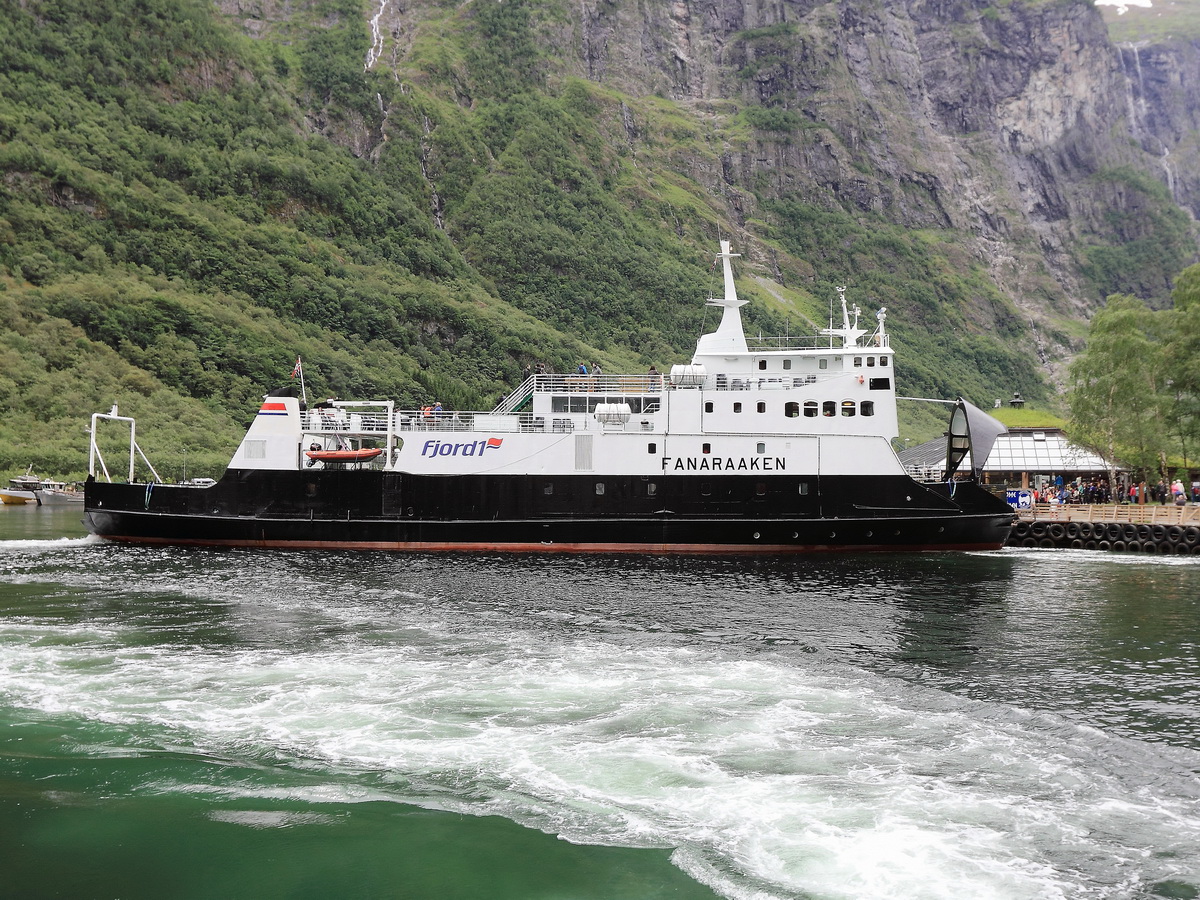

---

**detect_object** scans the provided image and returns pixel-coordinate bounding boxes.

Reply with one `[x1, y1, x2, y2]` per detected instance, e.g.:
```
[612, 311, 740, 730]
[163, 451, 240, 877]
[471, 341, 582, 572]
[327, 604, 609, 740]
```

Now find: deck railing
[1016, 503, 1200, 524]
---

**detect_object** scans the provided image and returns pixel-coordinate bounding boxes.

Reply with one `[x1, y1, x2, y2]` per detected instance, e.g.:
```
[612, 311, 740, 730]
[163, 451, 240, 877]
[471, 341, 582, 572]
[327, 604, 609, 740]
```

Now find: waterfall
[1117, 43, 1141, 141]
[366, 0, 389, 70]
[1161, 147, 1177, 202]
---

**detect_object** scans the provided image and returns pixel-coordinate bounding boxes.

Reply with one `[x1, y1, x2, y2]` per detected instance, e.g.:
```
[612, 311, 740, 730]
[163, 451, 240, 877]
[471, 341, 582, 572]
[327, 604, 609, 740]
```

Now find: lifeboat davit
[304, 448, 383, 463]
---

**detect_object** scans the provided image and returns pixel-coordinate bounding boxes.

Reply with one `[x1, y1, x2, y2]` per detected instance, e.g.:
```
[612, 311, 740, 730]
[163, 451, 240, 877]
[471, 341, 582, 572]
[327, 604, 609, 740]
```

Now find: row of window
[705, 400, 877, 417]
[755, 356, 890, 371]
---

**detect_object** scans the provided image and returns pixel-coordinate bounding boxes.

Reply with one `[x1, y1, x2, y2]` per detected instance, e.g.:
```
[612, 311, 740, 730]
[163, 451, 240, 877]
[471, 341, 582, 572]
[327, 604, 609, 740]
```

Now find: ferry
[84, 242, 1015, 552]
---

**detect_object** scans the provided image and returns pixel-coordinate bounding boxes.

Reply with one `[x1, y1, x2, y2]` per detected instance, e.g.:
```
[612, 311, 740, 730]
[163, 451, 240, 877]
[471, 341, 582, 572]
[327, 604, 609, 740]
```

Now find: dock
[1009, 503, 1200, 553]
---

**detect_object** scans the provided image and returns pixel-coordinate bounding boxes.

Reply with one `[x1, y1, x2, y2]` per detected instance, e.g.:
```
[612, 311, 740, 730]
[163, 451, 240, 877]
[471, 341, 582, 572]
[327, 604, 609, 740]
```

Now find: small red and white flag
[290, 357, 302, 378]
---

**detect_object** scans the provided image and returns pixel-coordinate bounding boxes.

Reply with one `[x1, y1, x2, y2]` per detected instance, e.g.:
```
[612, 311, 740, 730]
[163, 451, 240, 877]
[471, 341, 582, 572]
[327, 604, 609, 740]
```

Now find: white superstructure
[228, 241, 901, 480]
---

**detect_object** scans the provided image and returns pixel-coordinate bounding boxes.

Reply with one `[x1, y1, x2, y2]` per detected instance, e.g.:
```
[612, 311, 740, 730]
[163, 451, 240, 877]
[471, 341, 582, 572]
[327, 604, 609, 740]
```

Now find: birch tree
[1068, 295, 1168, 493]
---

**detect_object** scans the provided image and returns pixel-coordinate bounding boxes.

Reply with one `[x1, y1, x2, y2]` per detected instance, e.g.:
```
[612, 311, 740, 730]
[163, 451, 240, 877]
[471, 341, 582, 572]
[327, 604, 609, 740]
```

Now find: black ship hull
[84, 470, 1014, 553]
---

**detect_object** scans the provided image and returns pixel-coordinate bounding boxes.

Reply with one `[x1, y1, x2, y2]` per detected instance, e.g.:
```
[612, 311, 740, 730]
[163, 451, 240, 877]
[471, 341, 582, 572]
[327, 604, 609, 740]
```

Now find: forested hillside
[1, 0, 1196, 480]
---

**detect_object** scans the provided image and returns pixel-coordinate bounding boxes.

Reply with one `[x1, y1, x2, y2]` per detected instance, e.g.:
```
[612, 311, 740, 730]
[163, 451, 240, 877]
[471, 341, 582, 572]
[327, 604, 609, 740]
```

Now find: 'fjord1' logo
[421, 437, 503, 457]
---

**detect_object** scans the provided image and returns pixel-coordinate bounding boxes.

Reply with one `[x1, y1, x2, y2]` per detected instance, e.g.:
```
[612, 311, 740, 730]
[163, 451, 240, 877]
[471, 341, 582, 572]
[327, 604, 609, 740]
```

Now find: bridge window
[880, 357, 889, 367]
[853, 357, 862, 367]
[867, 357, 876, 367]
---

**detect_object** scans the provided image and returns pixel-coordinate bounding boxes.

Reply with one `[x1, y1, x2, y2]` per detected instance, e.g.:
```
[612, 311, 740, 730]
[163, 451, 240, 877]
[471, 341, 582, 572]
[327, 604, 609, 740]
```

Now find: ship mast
[693, 240, 748, 356]
[820, 286, 868, 348]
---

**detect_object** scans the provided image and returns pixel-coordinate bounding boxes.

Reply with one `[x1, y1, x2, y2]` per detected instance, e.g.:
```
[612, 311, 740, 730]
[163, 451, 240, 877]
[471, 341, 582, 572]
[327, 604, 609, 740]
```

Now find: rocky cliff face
[559, 0, 1199, 315]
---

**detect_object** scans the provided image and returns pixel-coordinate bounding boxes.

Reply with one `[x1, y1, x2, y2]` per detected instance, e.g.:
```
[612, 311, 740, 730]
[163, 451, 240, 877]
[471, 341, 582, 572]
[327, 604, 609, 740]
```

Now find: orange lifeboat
[304, 448, 383, 463]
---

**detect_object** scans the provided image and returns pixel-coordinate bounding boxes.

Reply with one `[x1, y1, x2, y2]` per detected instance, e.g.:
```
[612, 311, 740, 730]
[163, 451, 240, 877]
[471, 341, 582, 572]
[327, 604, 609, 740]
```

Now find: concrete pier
[1008, 503, 1200, 552]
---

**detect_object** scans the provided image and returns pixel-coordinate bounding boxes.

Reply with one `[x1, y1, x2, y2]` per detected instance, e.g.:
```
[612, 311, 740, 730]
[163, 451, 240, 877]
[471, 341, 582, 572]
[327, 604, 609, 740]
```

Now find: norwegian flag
[290, 357, 302, 378]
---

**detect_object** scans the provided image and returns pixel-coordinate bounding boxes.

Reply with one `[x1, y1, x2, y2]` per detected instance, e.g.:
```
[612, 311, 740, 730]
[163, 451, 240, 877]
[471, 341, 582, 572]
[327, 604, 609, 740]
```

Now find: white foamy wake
[0, 536, 99, 552]
[2, 605, 1197, 900]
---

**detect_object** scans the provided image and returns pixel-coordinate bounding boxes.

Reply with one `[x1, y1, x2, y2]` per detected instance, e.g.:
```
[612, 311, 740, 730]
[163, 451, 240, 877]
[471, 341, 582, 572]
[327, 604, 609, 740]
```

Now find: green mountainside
[0, 0, 1195, 481]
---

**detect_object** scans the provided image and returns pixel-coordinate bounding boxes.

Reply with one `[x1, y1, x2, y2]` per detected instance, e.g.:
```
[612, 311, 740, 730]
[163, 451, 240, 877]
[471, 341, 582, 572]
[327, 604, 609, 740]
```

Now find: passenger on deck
[647, 365, 660, 391]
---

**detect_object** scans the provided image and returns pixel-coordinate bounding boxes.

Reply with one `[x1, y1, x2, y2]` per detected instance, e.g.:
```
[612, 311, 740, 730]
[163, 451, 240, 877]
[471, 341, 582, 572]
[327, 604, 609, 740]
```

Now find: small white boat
[0, 470, 84, 506]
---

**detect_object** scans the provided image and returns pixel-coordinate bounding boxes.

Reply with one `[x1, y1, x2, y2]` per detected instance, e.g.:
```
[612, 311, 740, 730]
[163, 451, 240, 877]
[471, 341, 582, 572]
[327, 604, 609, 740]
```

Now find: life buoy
[858, 375, 865, 384]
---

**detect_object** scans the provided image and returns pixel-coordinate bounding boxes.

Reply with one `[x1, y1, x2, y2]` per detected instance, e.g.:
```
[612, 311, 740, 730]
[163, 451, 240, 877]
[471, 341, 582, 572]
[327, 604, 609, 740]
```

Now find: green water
[4, 717, 705, 900]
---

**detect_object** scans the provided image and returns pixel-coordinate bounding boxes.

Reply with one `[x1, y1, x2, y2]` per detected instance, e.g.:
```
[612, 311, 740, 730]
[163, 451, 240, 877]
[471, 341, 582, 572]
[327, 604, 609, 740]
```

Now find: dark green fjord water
[2, 504, 1198, 900]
